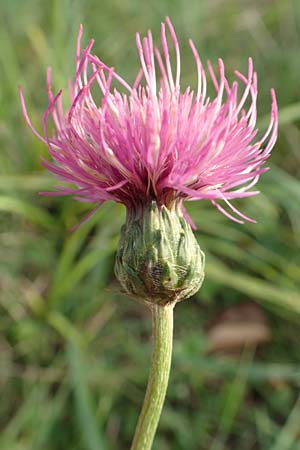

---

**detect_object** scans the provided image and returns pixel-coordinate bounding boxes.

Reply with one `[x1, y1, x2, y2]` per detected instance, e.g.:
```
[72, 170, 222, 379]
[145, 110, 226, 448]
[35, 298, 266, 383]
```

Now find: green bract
[115, 201, 205, 305]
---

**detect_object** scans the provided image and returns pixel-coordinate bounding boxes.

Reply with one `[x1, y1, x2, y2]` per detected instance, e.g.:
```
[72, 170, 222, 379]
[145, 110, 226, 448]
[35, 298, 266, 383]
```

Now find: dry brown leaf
[207, 302, 272, 353]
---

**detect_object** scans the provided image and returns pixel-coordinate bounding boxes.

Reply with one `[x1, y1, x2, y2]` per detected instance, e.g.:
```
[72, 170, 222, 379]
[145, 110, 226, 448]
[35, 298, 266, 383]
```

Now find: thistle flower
[19, 22, 279, 446]
[19, 18, 277, 304]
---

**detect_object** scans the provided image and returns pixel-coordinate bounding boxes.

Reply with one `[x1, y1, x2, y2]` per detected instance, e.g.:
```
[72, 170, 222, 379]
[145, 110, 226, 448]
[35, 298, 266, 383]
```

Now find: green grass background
[1, 0, 300, 449]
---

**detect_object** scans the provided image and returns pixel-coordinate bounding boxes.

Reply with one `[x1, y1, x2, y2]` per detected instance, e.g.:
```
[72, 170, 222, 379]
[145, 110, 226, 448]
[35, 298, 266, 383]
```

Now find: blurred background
[1, 0, 300, 449]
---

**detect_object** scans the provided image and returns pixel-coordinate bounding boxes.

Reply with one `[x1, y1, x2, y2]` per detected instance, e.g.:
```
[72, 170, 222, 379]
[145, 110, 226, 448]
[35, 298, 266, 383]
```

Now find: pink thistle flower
[19, 17, 278, 225]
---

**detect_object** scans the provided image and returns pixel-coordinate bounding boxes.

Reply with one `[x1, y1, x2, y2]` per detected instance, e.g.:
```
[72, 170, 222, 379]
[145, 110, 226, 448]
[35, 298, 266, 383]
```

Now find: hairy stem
[130, 303, 174, 450]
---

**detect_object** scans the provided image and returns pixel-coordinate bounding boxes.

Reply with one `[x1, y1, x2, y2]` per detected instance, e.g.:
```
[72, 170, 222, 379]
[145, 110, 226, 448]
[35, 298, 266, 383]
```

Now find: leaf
[0, 174, 53, 192]
[67, 343, 107, 450]
[269, 394, 300, 450]
[205, 258, 300, 320]
[0, 195, 57, 229]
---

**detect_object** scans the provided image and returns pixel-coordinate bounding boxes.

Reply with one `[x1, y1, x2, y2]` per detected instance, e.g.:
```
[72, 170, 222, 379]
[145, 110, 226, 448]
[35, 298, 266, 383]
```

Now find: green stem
[130, 303, 174, 450]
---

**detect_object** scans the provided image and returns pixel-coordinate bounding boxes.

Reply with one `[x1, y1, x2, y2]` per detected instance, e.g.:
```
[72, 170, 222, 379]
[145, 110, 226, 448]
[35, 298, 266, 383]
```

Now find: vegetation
[1, 0, 300, 449]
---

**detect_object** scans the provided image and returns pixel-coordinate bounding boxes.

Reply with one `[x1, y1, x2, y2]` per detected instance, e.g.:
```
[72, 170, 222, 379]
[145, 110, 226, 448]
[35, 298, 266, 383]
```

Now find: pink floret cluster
[20, 17, 278, 224]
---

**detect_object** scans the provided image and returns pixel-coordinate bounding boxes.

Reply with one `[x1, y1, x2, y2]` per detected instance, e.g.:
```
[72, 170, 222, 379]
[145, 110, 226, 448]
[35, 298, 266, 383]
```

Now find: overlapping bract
[20, 17, 278, 224]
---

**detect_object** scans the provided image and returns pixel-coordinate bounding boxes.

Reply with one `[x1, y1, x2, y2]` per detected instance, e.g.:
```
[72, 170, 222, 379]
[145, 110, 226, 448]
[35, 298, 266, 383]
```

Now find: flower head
[20, 17, 277, 225]
[20, 18, 278, 304]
